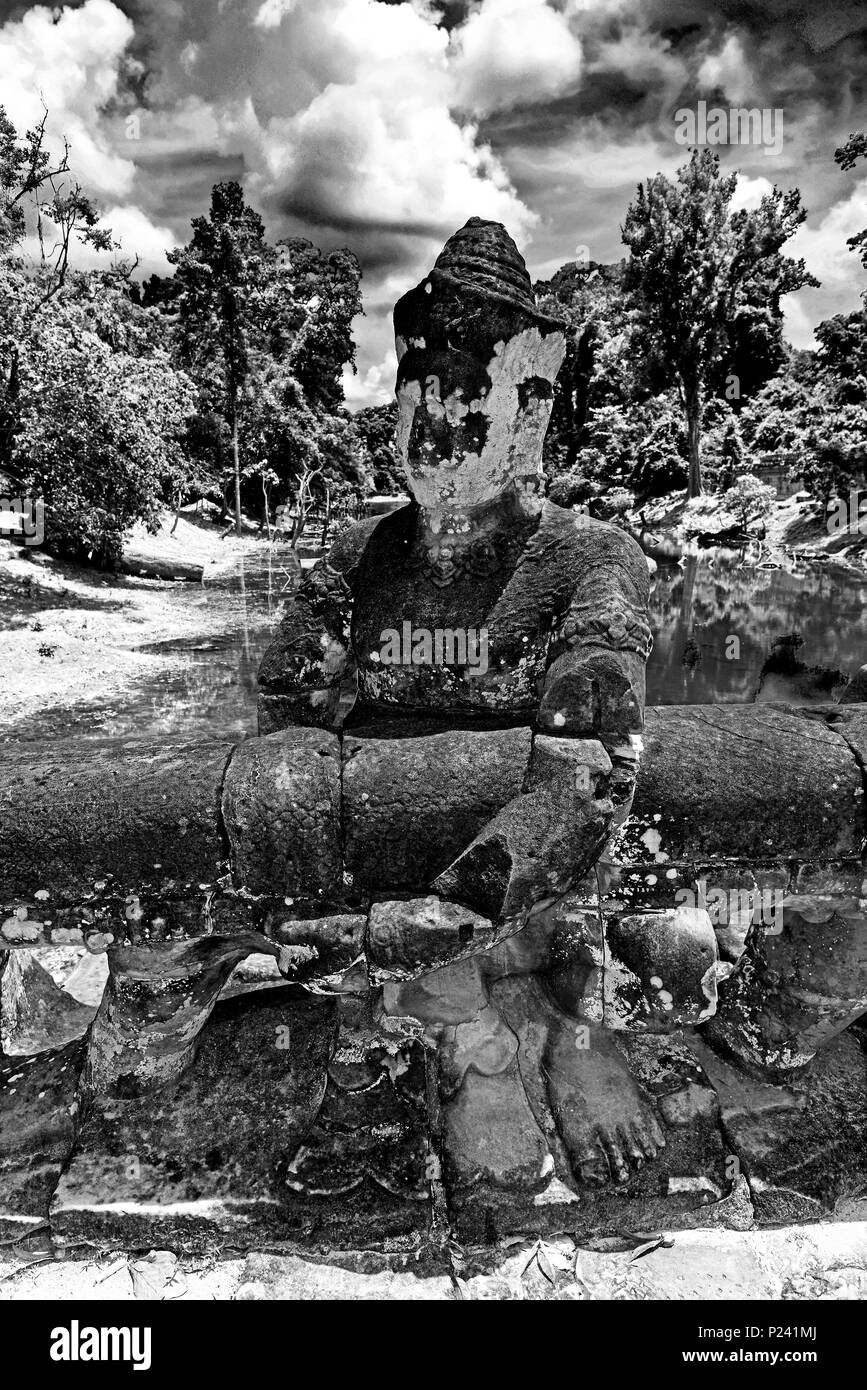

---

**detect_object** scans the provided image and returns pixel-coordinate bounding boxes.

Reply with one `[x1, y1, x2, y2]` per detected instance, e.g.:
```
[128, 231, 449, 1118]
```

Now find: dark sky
[1, 0, 865, 404]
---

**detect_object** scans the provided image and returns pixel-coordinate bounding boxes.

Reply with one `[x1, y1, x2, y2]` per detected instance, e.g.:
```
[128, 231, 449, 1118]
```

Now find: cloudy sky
[0, 0, 865, 406]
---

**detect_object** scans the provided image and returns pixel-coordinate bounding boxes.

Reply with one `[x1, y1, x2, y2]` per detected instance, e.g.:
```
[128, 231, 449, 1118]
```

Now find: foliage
[167, 183, 364, 531]
[722, 474, 776, 531]
[353, 403, 401, 494]
[9, 272, 195, 564]
[622, 149, 817, 496]
[835, 132, 867, 292]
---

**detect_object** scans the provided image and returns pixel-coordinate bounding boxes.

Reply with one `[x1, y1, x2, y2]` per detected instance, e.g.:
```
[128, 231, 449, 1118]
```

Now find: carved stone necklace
[408, 511, 539, 589]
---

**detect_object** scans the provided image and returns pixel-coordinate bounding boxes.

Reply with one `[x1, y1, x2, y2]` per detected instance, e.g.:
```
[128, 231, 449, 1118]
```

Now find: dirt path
[0, 514, 293, 740]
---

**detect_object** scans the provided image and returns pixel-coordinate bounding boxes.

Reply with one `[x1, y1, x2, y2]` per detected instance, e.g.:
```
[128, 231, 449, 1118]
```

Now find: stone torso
[346, 500, 645, 723]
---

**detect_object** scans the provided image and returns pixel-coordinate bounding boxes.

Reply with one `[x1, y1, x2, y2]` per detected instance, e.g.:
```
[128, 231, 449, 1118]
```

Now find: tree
[167, 186, 365, 532]
[275, 239, 361, 413]
[835, 132, 867, 295]
[814, 309, 867, 381]
[622, 149, 817, 497]
[630, 393, 688, 498]
[722, 474, 775, 533]
[0, 105, 116, 478]
[535, 260, 640, 475]
[168, 182, 273, 534]
[353, 402, 400, 494]
[801, 413, 864, 515]
[0, 104, 113, 300]
[11, 282, 195, 565]
[717, 419, 746, 491]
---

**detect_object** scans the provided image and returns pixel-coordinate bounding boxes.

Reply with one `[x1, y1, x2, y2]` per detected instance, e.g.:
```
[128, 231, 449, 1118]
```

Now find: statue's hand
[539, 646, 644, 740]
[366, 895, 506, 983]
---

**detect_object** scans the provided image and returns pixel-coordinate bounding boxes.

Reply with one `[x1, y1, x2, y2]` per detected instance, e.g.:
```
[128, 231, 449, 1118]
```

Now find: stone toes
[599, 1130, 630, 1184]
[577, 1146, 610, 1187]
[633, 1113, 662, 1160]
[647, 1109, 667, 1151]
[621, 1124, 646, 1169]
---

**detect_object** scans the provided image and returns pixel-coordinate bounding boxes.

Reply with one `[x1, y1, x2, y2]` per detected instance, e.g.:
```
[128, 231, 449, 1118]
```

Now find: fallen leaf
[540, 1239, 575, 1272]
[630, 1237, 668, 1262]
[128, 1249, 180, 1301]
[520, 1240, 541, 1276]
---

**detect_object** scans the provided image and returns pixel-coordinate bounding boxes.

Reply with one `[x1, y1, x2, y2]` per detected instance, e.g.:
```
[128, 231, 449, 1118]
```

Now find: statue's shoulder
[538, 499, 646, 562]
[326, 514, 389, 579]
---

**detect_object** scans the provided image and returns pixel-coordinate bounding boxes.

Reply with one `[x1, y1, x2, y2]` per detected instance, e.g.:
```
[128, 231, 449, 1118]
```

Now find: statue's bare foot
[443, 1061, 552, 1193]
[544, 1020, 665, 1185]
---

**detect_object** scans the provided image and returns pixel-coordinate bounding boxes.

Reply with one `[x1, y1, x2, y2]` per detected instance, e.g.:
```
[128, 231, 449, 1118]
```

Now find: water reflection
[647, 549, 867, 705]
[8, 543, 867, 742]
[8, 546, 301, 743]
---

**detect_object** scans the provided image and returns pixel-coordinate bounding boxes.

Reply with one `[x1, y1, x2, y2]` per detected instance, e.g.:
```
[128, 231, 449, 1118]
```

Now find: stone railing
[2, 702, 866, 1249]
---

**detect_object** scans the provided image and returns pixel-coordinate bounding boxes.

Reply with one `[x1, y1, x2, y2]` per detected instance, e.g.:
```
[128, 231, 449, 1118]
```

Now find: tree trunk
[261, 477, 272, 542]
[231, 405, 242, 536]
[321, 488, 331, 549]
[685, 380, 703, 498]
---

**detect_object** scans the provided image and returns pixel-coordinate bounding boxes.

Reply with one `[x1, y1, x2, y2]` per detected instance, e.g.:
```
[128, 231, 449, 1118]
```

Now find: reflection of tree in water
[647, 549, 867, 705]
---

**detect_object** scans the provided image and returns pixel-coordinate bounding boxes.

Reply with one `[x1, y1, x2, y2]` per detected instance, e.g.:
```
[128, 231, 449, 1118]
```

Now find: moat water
[647, 549, 867, 706]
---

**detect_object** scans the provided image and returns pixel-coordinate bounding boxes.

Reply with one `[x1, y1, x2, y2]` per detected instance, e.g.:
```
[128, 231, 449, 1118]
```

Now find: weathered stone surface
[631, 706, 862, 861]
[694, 864, 791, 963]
[367, 897, 501, 982]
[85, 934, 281, 1096]
[446, 982, 729, 1244]
[262, 911, 367, 990]
[442, 1062, 551, 1193]
[257, 517, 379, 731]
[538, 645, 646, 740]
[394, 217, 565, 512]
[434, 769, 613, 919]
[693, 1030, 867, 1223]
[236, 1251, 451, 1298]
[545, 899, 605, 1022]
[13, 1221, 867, 1300]
[12, 213, 867, 1261]
[706, 895, 867, 1072]
[222, 728, 342, 898]
[0, 737, 232, 905]
[793, 859, 863, 896]
[605, 907, 718, 1027]
[342, 726, 531, 892]
[597, 855, 695, 912]
[0, 1039, 84, 1238]
[527, 736, 612, 790]
[822, 703, 867, 771]
[1, 950, 96, 1054]
[281, 1012, 433, 1250]
[53, 988, 336, 1252]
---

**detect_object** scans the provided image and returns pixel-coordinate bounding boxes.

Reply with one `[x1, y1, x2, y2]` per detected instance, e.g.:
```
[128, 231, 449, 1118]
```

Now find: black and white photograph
[0, 0, 866, 1335]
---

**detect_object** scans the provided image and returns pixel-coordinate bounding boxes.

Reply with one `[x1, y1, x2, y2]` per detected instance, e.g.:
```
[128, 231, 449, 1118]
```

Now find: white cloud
[450, 0, 583, 116]
[254, 0, 300, 28]
[153, 0, 535, 251]
[783, 177, 867, 345]
[730, 173, 773, 210]
[342, 347, 398, 409]
[100, 205, 178, 273]
[0, 0, 136, 199]
[696, 35, 755, 105]
[787, 178, 867, 286]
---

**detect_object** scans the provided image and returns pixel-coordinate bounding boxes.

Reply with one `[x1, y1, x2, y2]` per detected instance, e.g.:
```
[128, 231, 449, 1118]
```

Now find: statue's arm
[257, 518, 379, 729]
[539, 520, 652, 741]
[432, 523, 652, 921]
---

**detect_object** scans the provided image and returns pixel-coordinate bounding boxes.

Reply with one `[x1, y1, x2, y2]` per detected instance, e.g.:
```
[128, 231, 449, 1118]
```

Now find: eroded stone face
[396, 322, 565, 514]
[392, 220, 566, 518]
